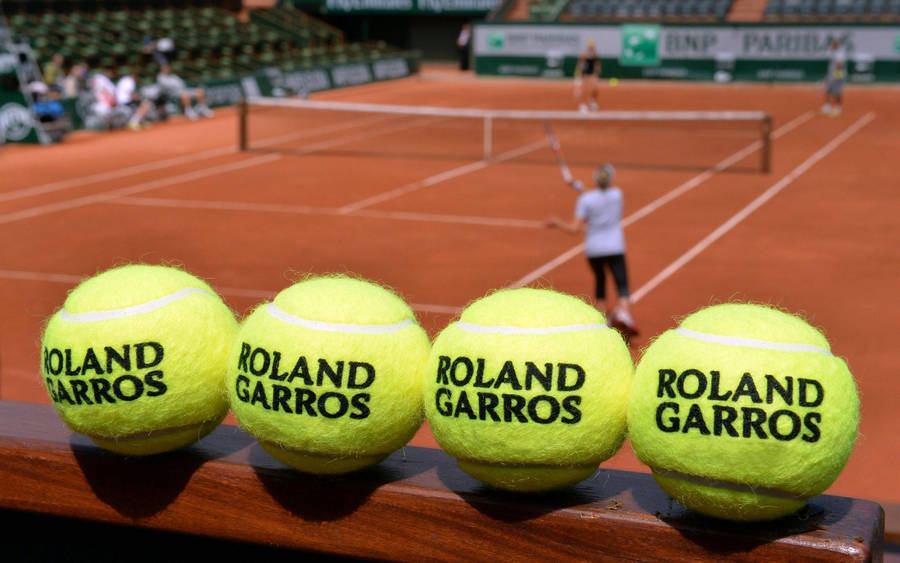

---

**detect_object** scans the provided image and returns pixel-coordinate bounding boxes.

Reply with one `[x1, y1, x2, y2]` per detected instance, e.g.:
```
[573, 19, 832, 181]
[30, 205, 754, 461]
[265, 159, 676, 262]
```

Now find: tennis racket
[543, 122, 583, 193]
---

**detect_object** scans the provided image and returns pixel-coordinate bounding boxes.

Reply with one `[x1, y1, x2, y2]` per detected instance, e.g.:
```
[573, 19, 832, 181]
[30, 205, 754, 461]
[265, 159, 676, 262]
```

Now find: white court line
[507, 110, 814, 289]
[0, 112, 397, 204]
[0, 269, 460, 314]
[630, 112, 875, 303]
[0, 115, 443, 226]
[338, 138, 548, 214]
[0, 154, 282, 226]
[354, 208, 544, 229]
[251, 113, 397, 149]
[110, 196, 547, 229]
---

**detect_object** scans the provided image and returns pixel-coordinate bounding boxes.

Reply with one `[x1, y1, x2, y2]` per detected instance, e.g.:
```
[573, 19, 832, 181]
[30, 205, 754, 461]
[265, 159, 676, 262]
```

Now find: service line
[0, 115, 444, 226]
[0, 268, 461, 315]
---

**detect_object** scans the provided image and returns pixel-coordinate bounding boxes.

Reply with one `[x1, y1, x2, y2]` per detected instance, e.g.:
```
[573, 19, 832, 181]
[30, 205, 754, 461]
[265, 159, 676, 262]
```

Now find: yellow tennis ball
[628, 303, 859, 521]
[424, 288, 633, 492]
[41, 264, 237, 455]
[609, 77, 619, 87]
[227, 275, 430, 474]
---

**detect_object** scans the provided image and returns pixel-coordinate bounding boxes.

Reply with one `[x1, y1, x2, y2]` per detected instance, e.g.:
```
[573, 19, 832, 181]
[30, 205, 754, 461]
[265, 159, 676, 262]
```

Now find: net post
[483, 115, 493, 160]
[761, 113, 772, 174]
[238, 98, 248, 152]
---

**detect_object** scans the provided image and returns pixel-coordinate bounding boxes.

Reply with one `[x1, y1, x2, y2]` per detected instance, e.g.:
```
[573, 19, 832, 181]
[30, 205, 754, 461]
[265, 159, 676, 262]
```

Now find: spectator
[156, 63, 213, 120]
[42, 53, 65, 95]
[456, 24, 471, 71]
[90, 66, 117, 122]
[142, 36, 175, 66]
[116, 68, 152, 130]
[62, 62, 89, 98]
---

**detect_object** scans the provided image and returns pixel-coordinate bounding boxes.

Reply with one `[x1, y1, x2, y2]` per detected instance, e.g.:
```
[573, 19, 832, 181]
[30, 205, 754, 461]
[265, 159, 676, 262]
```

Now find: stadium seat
[5, 1, 408, 92]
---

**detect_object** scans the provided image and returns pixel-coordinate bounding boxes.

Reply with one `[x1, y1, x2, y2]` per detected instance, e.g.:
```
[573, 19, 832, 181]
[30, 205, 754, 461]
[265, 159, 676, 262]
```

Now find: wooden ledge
[0, 400, 884, 561]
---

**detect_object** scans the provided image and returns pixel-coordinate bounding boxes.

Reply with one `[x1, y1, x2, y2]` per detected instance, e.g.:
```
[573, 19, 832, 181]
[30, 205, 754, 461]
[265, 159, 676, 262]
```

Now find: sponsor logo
[332, 64, 372, 87]
[240, 77, 262, 98]
[205, 83, 245, 106]
[621, 24, 661, 66]
[372, 58, 410, 80]
[488, 32, 505, 50]
[325, 0, 413, 11]
[282, 70, 332, 93]
[418, 0, 499, 12]
[0, 53, 18, 75]
[741, 31, 853, 56]
[0, 102, 33, 142]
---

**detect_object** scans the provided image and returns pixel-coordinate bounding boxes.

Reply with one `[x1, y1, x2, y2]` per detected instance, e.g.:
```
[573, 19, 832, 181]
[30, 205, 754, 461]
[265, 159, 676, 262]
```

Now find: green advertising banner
[200, 56, 418, 108]
[322, 0, 499, 13]
[474, 22, 900, 82]
[0, 94, 40, 144]
[0, 41, 42, 144]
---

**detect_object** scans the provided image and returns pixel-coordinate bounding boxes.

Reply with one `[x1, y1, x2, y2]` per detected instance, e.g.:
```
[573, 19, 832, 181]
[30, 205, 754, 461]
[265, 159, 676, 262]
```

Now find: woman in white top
[547, 164, 637, 335]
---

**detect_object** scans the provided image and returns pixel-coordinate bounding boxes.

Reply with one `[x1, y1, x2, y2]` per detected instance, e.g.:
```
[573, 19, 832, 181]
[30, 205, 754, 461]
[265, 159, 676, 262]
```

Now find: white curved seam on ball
[59, 288, 213, 322]
[653, 468, 802, 499]
[266, 303, 414, 333]
[675, 328, 832, 356]
[456, 321, 609, 335]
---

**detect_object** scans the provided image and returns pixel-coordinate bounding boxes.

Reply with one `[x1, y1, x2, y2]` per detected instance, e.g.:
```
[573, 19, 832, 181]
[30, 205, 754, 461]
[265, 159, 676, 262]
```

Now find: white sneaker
[184, 107, 198, 120]
[588, 100, 598, 111]
[579, 104, 588, 113]
[196, 104, 214, 118]
[611, 309, 639, 336]
[821, 103, 832, 115]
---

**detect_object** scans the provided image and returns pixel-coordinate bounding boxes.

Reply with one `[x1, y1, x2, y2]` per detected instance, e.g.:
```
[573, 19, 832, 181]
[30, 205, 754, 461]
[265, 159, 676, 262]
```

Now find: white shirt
[828, 48, 847, 79]
[157, 72, 186, 97]
[91, 73, 117, 108]
[457, 28, 471, 48]
[116, 76, 136, 105]
[575, 187, 626, 257]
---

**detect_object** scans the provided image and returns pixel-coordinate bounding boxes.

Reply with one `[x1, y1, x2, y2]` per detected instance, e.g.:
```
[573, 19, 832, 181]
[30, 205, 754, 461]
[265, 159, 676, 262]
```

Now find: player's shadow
[71, 426, 256, 519]
[249, 442, 424, 522]
[437, 462, 632, 523]
[628, 480, 851, 555]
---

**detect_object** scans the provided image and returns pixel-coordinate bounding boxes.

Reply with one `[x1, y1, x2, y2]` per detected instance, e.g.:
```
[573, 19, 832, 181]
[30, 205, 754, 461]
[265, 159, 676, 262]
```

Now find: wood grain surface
[0, 400, 884, 562]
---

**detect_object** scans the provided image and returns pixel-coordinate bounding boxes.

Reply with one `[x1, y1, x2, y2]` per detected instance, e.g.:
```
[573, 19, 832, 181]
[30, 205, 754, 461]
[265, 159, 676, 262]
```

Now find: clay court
[1, 70, 898, 526]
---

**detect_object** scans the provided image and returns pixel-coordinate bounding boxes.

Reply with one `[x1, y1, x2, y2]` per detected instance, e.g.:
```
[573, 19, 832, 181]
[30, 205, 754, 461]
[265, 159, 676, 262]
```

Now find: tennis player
[574, 40, 601, 113]
[546, 164, 638, 336]
[822, 39, 847, 117]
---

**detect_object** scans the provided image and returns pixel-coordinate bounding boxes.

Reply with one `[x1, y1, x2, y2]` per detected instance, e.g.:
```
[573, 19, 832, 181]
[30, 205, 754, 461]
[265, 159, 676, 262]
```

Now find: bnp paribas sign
[659, 27, 900, 60]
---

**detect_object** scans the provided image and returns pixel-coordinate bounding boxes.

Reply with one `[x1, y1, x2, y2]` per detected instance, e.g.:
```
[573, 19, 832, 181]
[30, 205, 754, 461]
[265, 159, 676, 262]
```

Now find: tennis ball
[628, 303, 859, 521]
[227, 275, 430, 474]
[41, 264, 238, 455]
[609, 77, 619, 87]
[424, 288, 633, 492]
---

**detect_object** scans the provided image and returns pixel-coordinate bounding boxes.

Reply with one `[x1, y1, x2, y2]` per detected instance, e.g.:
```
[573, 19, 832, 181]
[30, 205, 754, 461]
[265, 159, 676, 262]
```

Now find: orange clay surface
[0, 69, 897, 508]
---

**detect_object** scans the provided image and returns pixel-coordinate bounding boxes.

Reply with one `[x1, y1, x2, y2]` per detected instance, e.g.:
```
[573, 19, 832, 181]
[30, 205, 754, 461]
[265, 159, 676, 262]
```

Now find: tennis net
[238, 97, 772, 173]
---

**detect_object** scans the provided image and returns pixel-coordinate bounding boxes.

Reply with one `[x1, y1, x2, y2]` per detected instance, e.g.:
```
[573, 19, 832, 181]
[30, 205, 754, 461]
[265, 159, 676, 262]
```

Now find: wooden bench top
[0, 400, 884, 561]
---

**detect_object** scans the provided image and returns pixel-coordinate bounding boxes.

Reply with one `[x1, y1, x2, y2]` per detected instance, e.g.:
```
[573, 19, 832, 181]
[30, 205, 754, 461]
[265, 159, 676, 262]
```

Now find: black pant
[458, 47, 470, 71]
[588, 254, 630, 300]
